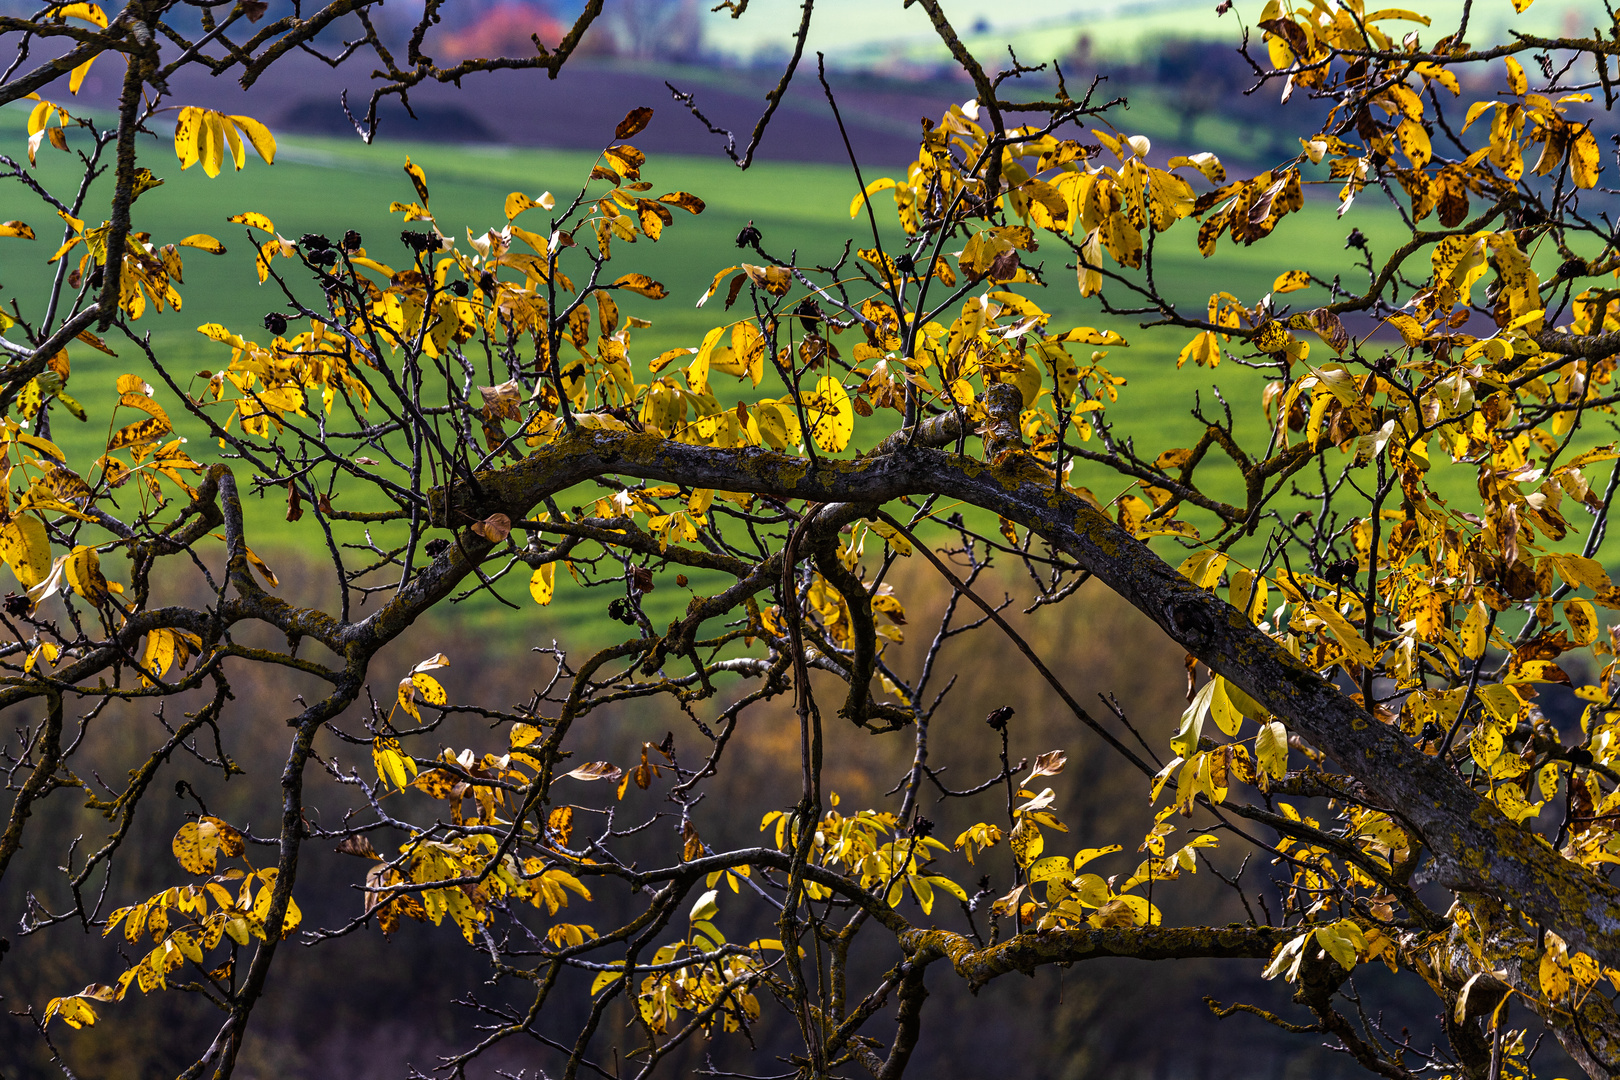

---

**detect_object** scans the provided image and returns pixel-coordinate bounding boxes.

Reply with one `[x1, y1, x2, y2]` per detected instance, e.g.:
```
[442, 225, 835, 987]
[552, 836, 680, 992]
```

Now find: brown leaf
[565, 761, 623, 782]
[411, 769, 466, 800]
[1026, 750, 1068, 780]
[615, 107, 654, 140]
[471, 513, 512, 543]
[1308, 308, 1350, 354]
[479, 379, 523, 422]
[987, 248, 1021, 282]
[285, 484, 303, 522]
[682, 820, 704, 862]
[658, 191, 705, 215]
[548, 806, 574, 847]
[1258, 17, 1310, 57]
[335, 835, 380, 859]
[724, 272, 748, 310]
[741, 263, 791, 297]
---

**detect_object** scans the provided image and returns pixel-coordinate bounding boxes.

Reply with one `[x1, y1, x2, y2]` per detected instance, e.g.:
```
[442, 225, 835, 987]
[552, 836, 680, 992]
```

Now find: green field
[0, 103, 1595, 647]
[706, 0, 1590, 67]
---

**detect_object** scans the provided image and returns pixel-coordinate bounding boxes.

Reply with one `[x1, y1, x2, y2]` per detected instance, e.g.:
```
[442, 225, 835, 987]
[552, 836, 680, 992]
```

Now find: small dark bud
[794, 298, 824, 334]
[88, 266, 104, 289]
[659, 731, 675, 756]
[341, 229, 363, 252]
[910, 815, 935, 839]
[298, 232, 332, 252]
[675, 573, 689, 587]
[1323, 558, 1359, 586]
[312, 248, 337, 267]
[985, 705, 1015, 731]
[424, 538, 450, 558]
[1291, 511, 1312, 527]
[1344, 228, 1368, 251]
[1569, 747, 1595, 766]
[400, 229, 438, 254]
[1215, 0, 1232, 11]
[1420, 721, 1443, 742]
[735, 222, 762, 249]
[608, 597, 637, 625]
[1558, 257, 1589, 280]
[262, 312, 288, 335]
[894, 252, 917, 275]
[478, 272, 496, 295]
[3, 592, 30, 617]
[450, 279, 469, 297]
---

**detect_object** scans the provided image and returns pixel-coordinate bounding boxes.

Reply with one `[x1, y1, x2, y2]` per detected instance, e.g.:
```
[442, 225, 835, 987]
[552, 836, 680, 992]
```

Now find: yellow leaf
[505, 190, 555, 219]
[64, 544, 108, 604]
[688, 325, 723, 395]
[0, 514, 51, 589]
[850, 177, 897, 218]
[1272, 270, 1312, 293]
[1176, 330, 1221, 369]
[200, 111, 226, 178]
[1460, 599, 1490, 659]
[244, 546, 278, 588]
[179, 234, 226, 254]
[530, 562, 556, 605]
[174, 106, 202, 169]
[1309, 600, 1374, 665]
[805, 376, 853, 453]
[868, 518, 911, 555]
[411, 673, 446, 707]
[1256, 720, 1289, 778]
[404, 157, 430, 204]
[396, 679, 421, 722]
[44, 995, 98, 1029]
[226, 211, 275, 234]
[227, 114, 276, 165]
[1178, 550, 1228, 589]
[1314, 919, 1364, 970]
[1008, 818, 1043, 867]
[1565, 598, 1598, 646]
[1541, 951, 1571, 1000]
[222, 115, 245, 171]
[57, 3, 108, 26]
[1209, 678, 1245, 737]
[1505, 57, 1528, 96]
[612, 273, 667, 299]
[0, 221, 35, 240]
[372, 736, 416, 791]
[173, 820, 221, 874]
[1572, 126, 1601, 190]
[139, 627, 179, 680]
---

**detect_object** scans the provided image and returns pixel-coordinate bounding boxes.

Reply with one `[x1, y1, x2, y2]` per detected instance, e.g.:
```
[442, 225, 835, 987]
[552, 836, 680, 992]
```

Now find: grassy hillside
[2, 104, 1598, 647]
[705, 0, 1595, 66]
